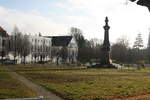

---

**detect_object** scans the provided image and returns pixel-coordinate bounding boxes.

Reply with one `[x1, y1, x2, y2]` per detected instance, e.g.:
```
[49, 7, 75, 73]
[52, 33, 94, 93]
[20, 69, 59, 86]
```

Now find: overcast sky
[0, 0, 150, 46]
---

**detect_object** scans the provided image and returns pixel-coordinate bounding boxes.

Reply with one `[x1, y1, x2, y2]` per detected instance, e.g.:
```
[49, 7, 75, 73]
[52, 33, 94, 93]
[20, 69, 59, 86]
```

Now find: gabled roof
[48, 36, 72, 46]
[0, 26, 9, 37]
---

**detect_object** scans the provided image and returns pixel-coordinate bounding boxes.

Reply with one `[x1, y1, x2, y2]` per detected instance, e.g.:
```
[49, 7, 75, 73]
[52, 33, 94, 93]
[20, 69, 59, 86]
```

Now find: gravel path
[7, 69, 64, 100]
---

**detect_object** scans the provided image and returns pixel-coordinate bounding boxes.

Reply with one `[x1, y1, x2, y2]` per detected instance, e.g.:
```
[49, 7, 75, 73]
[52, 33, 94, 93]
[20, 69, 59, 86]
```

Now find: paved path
[7, 68, 64, 100]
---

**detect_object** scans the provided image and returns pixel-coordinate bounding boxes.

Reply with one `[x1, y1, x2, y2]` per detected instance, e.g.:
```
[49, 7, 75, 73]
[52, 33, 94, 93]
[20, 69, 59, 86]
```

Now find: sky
[0, 0, 150, 46]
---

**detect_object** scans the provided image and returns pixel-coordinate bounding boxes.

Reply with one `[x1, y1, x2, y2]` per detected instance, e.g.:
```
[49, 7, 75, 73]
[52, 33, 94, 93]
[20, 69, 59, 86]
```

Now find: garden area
[0, 67, 37, 99]
[6, 65, 150, 100]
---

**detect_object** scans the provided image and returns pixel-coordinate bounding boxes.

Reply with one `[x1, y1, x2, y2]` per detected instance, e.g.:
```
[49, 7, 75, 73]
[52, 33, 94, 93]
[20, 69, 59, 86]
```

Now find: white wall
[8, 35, 52, 64]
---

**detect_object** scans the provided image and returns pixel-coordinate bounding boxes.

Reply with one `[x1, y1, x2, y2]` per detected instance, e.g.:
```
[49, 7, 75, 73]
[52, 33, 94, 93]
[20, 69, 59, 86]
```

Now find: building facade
[67, 37, 78, 63]
[0, 26, 78, 64]
[47, 36, 78, 64]
[8, 34, 52, 64]
[26, 35, 52, 63]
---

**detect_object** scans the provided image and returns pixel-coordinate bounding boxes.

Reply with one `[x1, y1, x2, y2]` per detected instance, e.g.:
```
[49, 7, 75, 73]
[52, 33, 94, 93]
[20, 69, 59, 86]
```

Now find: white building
[8, 34, 51, 64]
[48, 36, 78, 64]
[67, 37, 78, 63]
[0, 26, 78, 64]
[8, 35, 78, 64]
[26, 35, 52, 63]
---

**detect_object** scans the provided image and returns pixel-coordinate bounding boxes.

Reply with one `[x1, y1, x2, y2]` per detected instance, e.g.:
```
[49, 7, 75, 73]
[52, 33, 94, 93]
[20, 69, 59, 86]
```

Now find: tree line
[2, 26, 150, 65]
[70, 27, 102, 64]
[2, 26, 31, 64]
[71, 27, 150, 65]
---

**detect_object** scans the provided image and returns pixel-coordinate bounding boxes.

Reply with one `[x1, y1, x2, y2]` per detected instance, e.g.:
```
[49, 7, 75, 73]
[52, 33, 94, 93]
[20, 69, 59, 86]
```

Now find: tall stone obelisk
[100, 17, 110, 65]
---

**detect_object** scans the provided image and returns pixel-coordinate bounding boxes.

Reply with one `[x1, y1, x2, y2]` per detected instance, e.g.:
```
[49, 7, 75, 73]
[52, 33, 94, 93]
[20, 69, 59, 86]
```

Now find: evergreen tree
[147, 33, 150, 61]
[133, 33, 144, 49]
[133, 33, 144, 62]
[148, 33, 150, 48]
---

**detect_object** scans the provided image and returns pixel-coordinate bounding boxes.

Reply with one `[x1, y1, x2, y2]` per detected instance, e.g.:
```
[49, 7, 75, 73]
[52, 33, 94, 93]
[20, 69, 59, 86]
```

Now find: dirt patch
[114, 94, 150, 100]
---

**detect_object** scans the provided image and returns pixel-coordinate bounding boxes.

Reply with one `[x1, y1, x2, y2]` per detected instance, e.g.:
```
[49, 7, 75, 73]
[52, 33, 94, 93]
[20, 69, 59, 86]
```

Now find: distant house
[25, 35, 52, 63]
[47, 36, 78, 64]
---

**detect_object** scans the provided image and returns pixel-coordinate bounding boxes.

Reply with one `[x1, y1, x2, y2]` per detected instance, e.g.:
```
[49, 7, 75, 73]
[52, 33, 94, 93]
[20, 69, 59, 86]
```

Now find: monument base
[89, 63, 117, 69]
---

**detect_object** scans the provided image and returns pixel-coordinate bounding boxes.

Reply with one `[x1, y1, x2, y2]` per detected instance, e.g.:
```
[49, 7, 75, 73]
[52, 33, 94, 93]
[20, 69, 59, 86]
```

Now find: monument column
[100, 17, 110, 65]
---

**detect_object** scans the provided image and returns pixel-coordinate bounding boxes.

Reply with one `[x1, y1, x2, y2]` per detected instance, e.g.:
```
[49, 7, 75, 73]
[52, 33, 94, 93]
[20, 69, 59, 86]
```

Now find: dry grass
[8, 65, 150, 100]
[0, 67, 37, 99]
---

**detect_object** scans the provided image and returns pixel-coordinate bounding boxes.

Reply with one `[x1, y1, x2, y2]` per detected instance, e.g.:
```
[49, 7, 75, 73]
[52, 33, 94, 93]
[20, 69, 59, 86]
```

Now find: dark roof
[50, 36, 72, 46]
[0, 26, 9, 37]
[0, 26, 5, 31]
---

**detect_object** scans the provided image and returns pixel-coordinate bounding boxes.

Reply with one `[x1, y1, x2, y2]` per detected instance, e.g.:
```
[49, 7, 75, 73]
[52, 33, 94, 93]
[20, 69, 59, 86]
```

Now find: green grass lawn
[0, 67, 37, 99]
[8, 65, 150, 100]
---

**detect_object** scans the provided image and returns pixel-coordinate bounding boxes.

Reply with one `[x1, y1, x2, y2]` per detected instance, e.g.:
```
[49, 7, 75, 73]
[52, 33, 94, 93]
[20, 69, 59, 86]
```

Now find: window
[31, 46, 33, 51]
[41, 45, 43, 51]
[38, 46, 40, 52]
[35, 46, 36, 52]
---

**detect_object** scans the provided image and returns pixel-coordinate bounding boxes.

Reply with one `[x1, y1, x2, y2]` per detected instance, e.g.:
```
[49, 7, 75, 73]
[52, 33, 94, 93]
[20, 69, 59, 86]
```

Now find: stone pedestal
[100, 49, 110, 65]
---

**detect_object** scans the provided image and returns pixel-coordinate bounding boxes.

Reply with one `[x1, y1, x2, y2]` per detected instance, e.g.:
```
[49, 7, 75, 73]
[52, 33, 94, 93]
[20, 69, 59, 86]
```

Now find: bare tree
[33, 39, 38, 63]
[51, 47, 61, 65]
[41, 39, 46, 62]
[20, 35, 31, 64]
[5, 37, 11, 59]
[9, 26, 31, 64]
[60, 46, 68, 63]
[111, 36, 130, 63]
[10, 26, 22, 61]
[70, 27, 86, 62]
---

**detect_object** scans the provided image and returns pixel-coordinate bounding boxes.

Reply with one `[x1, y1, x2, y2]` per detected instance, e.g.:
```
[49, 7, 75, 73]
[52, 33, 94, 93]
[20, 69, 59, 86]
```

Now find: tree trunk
[24, 56, 26, 65]
[34, 57, 37, 63]
[56, 57, 59, 65]
[1, 51, 4, 65]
